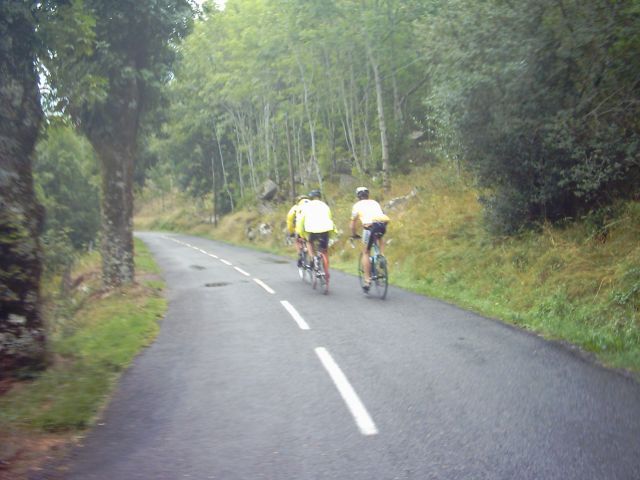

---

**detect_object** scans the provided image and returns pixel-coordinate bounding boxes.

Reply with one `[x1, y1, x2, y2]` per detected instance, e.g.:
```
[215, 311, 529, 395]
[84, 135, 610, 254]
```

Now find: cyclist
[296, 189, 336, 278]
[286, 194, 310, 267]
[350, 186, 389, 292]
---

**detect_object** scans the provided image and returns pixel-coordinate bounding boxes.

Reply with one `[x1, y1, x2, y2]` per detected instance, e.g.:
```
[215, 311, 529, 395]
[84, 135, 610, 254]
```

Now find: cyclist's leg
[295, 235, 304, 265]
[318, 232, 330, 278]
[362, 227, 373, 286]
[376, 222, 387, 256]
[307, 233, 316, 263]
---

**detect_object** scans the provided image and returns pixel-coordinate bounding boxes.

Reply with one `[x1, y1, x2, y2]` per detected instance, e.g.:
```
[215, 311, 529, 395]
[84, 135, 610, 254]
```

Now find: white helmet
[356, 186, 369, 199]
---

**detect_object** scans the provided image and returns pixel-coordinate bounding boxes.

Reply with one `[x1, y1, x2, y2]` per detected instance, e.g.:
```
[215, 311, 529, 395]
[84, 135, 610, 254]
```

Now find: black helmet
[356, 186, 369, 199]
[308, 189, 321, 199]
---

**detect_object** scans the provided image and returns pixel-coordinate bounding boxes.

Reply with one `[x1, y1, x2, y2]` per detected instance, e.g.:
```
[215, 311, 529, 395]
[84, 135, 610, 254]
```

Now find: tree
[416, 0, 640, 232]
[0, 1, 47, 376]
[44, 0, 193, 287]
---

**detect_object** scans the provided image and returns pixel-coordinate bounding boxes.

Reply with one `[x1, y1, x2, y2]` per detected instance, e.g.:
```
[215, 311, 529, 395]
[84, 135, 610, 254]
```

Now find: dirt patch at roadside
[0, 430, 74, 480]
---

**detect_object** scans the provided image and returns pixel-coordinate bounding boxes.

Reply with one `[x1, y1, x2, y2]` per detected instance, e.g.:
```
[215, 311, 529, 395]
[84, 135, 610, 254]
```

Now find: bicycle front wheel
[372, 255, 388, 299]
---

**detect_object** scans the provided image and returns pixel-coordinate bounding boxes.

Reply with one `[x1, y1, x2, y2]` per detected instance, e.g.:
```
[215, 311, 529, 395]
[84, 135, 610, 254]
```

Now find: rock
[260, 179, 278, 201]
[7, 314, 26, 326]
[258, 223, 272, 236]
[386, 188, 418, 210]
[409, 130, 426, 141]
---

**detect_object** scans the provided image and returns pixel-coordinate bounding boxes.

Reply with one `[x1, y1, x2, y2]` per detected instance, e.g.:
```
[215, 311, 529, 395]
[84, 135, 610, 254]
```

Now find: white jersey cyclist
[350, 186, 389, 292]
[351, 198, 389, 226]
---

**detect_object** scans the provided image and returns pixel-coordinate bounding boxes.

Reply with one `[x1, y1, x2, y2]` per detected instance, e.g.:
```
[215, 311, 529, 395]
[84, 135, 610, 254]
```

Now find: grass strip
[0, 238, 166, 433]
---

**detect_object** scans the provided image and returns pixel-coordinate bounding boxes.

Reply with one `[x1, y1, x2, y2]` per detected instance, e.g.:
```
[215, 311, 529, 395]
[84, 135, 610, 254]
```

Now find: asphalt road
[45, 232, 640, 479]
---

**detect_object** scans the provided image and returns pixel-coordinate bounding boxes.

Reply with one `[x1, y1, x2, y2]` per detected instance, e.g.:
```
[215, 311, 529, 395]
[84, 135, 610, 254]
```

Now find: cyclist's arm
[286, 206, 297, 233]
[296, 213, 306, 238]
[350, 217, 359, 237]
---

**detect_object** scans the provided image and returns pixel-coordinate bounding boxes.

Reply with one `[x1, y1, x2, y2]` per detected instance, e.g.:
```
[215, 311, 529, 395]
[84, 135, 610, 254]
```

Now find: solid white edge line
[314, 347, 378, 436]
[253, 278, 275, 294]
[280, 301, 310, 330]
[208, 253, 219, 259]
[234, 266, 251, 277]
[220, 259, 232, 266]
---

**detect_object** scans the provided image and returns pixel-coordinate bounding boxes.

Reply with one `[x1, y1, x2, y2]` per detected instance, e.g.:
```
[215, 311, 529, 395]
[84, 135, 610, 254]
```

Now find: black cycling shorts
[363, 222, 387, 250]
[308, 232, 329, 250]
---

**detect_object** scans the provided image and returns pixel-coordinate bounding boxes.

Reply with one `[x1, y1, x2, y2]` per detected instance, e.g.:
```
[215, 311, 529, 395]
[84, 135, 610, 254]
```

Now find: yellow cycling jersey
[296, 199, 336, 237]
[286, 199, 309, 234]
[351, 199, 390, 225]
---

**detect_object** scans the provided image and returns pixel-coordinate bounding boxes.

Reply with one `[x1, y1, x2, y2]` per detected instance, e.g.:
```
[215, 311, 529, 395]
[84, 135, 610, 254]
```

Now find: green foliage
[40, 229, 76, 276]
[34, 125, 100, 250]
[417, 0, 640, 232]
[154, 0, 431, 209]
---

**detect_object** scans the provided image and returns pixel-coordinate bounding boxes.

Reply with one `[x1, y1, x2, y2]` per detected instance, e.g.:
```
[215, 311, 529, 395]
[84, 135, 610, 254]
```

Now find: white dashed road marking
[253, 278, 275, 294]
[234, 266, 251, 277]
[280, 301, 310, 330]
[315, 347, 378, 436]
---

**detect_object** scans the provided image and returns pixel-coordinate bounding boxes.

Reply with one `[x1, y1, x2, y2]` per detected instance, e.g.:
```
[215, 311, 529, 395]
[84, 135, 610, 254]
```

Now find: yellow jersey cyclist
[296, 189, 336, 278]
[286, 194, 310, 267]
[350, 186, 390, 292]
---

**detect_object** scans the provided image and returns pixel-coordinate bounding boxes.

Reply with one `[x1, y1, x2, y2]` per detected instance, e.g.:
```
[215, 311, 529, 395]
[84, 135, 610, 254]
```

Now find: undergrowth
[0, 239, 166, 433]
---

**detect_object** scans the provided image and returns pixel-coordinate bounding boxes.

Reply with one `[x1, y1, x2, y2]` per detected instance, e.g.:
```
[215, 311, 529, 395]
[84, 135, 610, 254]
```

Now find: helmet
[308, 189, 321, 199]
[356, 186, 369, 199]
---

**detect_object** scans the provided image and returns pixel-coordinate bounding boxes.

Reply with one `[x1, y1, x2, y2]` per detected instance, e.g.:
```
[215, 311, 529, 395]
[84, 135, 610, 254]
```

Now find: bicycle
[297, 239, 312, 283]
[311, 249, 329, 295]
[354, 233, 388, 299]
[297, 239, 329, 294]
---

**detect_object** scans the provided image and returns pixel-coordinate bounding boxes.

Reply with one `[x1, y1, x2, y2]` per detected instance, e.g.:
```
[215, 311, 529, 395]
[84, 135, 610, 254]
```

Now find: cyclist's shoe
[362, 282, 370, 293]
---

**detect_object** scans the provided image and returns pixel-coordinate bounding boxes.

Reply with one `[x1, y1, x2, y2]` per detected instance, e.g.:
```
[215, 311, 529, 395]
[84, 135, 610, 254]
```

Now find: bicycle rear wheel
[312, 254, 329, 294]
[371, 255, 388, 299]
[319, 253, 329, 294]
[298, 251, 311, 282]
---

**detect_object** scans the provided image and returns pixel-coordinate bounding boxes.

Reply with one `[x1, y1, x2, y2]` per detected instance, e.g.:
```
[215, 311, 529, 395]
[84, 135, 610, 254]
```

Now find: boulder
[258, 223, 272, 236]
[386, 188, 418, 210]
[260, 179, 278, 201]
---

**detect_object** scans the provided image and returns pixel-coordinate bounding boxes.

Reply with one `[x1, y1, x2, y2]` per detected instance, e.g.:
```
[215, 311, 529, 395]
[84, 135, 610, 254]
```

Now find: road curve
[40, 232, 640, 480]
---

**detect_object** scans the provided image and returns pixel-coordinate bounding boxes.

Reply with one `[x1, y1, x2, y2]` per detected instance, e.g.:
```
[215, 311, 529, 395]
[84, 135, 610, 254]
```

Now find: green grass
[0, 239, 166, 433]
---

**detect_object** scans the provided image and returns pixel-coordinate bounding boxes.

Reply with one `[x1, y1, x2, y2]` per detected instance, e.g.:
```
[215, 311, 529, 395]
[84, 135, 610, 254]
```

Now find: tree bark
[285, 112, 296, 200]
[214, 123, 234, 211]
[367, 43, 391, 191]
[0, 2, 47, 376]
[93, 140, 135, 287]
[84, 73, 140, 288]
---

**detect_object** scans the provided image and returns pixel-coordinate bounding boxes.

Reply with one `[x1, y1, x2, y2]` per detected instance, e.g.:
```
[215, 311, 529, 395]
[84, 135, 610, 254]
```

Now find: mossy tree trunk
[86, 79, 140, 288]
[0, 1, 46, 377]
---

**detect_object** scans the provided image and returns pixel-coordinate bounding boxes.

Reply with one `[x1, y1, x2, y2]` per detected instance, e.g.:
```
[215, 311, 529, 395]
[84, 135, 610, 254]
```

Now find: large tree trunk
[86, 77, 140, 288]
[93, 141, 136, 287]
[0, 2, 47, 376]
